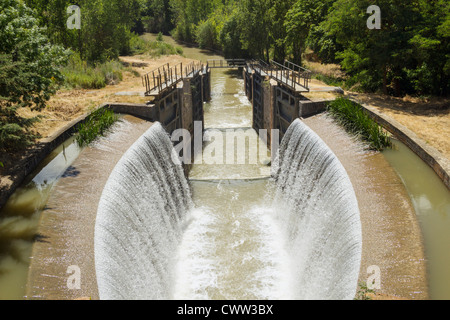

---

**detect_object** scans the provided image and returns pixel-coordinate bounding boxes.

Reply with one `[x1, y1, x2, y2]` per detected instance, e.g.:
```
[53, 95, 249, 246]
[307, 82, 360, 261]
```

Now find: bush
[62, 52, 124, 89]
[75, 108, 119, 147]
[129, 33, 184, 57]
[196, 19, 218, 50]
[327, 98, 392, 151]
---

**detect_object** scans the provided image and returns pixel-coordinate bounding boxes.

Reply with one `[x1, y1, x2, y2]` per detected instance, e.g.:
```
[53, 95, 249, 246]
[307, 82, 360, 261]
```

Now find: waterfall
[94, 122, 192, 300]
[271, 119, 362, 300]
[94, 119, 362, 300]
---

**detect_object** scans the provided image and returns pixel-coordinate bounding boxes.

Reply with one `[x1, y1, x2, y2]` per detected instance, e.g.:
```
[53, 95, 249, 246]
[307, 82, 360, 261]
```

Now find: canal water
[383, 140, 450, 300]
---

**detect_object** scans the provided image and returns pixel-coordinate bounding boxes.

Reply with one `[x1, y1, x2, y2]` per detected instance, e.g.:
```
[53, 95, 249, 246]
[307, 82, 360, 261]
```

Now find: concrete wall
[298, 100, 329, 118]
[352, 99, 450, 190]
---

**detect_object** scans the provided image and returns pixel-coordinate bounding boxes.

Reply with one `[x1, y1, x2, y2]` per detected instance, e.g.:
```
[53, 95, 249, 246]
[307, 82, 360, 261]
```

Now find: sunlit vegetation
[327, 98, 392, 151]
[75, 108, 119, 147]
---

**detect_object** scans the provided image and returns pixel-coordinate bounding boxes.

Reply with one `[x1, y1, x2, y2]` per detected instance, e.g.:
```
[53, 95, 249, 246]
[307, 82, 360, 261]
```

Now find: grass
[61, 52, 139, 89]
[313, 73, 347, 88]
[129, 33, 184, 57]
[354, 282, 376, 300]
[75, 107, 119, 147]
[327, 97, 392, 151]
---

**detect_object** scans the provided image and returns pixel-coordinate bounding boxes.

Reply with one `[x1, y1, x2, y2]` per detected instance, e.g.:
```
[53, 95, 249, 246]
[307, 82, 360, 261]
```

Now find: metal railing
[266, 60, 311, 92]
[246, 59, 311, 92]
[141, 63, 184, 96]
[142, 58, 310, 96]
[185, 61, 204, 77]
[142, 61, 209, 96]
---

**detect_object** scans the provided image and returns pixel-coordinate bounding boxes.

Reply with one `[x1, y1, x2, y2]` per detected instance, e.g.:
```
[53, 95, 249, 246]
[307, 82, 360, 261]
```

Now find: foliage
[219, 9, 248, 59]
[354, 282, 376, 300]
[320, 0, 449, 96]
[0, 0, 69, 151]
[24, 0, 143, 62]
[327, 98, 392, 151]
[141, 0, 174, 34]
[75, 107, 119, 147]
[129, 33, 183, 57]
[61, 52, 125, 89]
[158, 0, 449, 97]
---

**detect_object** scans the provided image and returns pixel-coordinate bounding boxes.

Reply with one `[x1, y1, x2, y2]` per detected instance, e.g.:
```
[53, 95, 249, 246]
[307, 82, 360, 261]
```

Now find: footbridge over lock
[139, 58, 326, 155]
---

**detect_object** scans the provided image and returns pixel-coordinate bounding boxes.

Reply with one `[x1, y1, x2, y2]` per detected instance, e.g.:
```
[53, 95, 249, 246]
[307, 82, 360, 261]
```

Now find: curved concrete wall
[350, 98, 450, 190]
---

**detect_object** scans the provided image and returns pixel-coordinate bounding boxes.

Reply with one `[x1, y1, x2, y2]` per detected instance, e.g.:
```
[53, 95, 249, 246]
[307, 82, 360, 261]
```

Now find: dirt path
[346, 92, 450, 161]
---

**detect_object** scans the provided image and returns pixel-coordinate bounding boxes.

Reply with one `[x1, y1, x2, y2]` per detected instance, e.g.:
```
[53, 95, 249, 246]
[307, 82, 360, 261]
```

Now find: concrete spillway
[94, 118, 362, 300]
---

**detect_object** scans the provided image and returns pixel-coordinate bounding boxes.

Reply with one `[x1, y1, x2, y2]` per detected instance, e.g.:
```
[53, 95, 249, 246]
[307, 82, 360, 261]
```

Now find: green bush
[75, 108, 119, 147]
[62, 53, 124, 89]
[129, 33, 184, 57]
[327, 98, 392, 151]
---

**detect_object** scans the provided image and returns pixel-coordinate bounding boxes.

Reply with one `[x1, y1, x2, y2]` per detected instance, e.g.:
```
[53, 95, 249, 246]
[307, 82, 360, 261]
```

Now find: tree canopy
[165, 0, 449, 96]
[0, 0, 69, 150]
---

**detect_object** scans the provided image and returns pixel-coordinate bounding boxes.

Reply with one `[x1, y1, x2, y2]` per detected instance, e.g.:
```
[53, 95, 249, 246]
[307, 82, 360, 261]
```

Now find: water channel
[0, 34, 448, 300]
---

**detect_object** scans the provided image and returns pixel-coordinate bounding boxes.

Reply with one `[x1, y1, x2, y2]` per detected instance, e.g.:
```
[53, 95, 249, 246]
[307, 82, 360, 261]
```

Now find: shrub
[62, 52, 124, 89]
[75, 108, 119, 147]
[129, 33, 184, 57]
[327, 98, 392, 151]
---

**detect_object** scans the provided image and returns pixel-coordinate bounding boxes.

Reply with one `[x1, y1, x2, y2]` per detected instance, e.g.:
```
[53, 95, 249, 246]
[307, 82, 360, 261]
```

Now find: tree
[237, 0, 272, 62]
[0, 0, 69, 151]
[406, 0, 449, 95]
[141, 0, 173, 34]
[269, 0, 294, 64]
[285, 0, 335, 65]
[219, 9, 249, 59]
[323, 0, 421, 95]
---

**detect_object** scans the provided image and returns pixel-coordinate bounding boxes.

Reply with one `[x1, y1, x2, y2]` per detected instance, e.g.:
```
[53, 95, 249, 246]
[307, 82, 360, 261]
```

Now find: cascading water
[94, 122, 192, 300]
[94, 118, 361, 300]
[271, 119, 362, 299]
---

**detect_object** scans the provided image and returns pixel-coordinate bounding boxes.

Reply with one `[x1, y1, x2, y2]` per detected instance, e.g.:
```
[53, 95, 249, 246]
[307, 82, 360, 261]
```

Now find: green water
[0, 137, 82, 299]
[383, 140, 450, 300]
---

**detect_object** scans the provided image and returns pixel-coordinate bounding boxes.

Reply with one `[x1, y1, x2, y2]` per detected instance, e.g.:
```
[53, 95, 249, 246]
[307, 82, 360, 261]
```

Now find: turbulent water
[94, 119, 362, 300]
[94, 122, 192, 300]
[272, 119, 362, 299]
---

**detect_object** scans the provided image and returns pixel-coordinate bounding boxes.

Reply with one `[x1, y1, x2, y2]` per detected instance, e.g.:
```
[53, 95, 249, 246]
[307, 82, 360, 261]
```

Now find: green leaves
[327, 98, 392, 151]
[75, 108, 119, 147]
[0, 0, 68, 151]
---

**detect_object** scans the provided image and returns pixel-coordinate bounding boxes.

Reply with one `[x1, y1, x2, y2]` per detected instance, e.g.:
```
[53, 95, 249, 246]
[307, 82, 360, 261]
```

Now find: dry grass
[304, 60, 346, 79]
[14, 53, 450, 164]
[18, 54, 197, 142]
[344, 91, 450, 159]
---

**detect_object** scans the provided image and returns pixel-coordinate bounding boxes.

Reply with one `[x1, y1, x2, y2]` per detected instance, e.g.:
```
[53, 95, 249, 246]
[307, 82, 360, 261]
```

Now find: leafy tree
[269, 0, 295, 64]
[323, 0, 422, 95]
[0, 0, 69, 151]
[219, 9, 249, 59]
[237, 0, 272, 61]
[141, 0, 173, 34]
[24, 0, 142, 62]
[285, 0, 336, 65]
[406, 0, 449, 95]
